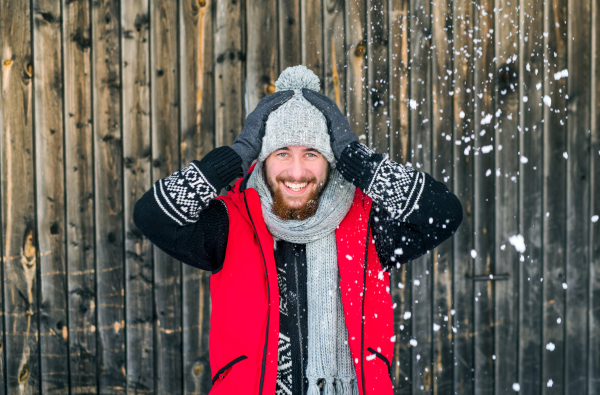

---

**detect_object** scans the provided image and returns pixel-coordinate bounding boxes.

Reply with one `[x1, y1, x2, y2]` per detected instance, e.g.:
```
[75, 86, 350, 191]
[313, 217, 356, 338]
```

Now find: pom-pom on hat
[258, 65, 335, 164]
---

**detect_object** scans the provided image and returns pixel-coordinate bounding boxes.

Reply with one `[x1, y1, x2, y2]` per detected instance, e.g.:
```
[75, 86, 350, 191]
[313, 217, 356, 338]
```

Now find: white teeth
[284, 181, 308, 191]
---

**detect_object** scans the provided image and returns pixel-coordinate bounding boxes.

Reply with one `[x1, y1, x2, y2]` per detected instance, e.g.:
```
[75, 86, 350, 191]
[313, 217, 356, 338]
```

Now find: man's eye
[277, 152, 288, 157]
[306, 153, 316, 158]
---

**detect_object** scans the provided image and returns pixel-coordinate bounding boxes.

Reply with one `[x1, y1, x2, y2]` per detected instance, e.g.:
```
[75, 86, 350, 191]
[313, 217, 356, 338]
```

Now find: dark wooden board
[409, 0, 433, 392]
[215, 0, 243, 148]
[121, 0, 154, 392]
[345, 0, 367, 141]
[430, 0, 454, 392]
[388, 2, 411, 393]
[451, 0, 475, 392]
[591, 0, 600, 390]
[388, 0, 409, 164]
[279, 0, 301, 70]
[0, 0, 40, 393]
[91, 0, 126, 393]
[472, 0, 495, 393]
[565, 0, 592, 392]
[302, 0, 323, 89]
[517, 0, 544, 393]
[322, 0, 343, 109]
[62, 0, 98, 392]
[541, 1, 568, 394]
[32, 0, 70, 392]
[493, 0, 520, 391]
[367, 0, 389, 153]
[246, 0, 279, 112]
[181, 0, 216, 392]
[150, 0, 183, 393]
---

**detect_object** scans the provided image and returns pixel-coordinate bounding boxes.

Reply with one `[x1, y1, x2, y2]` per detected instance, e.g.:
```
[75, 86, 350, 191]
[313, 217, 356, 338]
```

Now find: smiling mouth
[283, 181, 308, 192]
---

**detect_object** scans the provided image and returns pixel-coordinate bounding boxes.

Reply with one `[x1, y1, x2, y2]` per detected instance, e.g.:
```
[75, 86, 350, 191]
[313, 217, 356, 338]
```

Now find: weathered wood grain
[215, 0, 243, 148]
[246, 0, 278, 112]
[367, 0, 389, 153]
[451, 0, 475, 392]
[32, 0, 70, 392]
[62, 0, 98, 392]
[1, 0, 40, 393]
[91, 0, 126, 392]
[345, 0, 367, 141]
[388, 0, 409, 164]
[565, 0, 592, 392]
[591, 0, 600, 390]
[408, 0, 433, 392]
[388, 2, 411, 392]
[181, 0, 215, 392]
[541, 1, 568, 394]
[122, 0, 153, 393]
[430, 0, 453, 393]
[517, 0, 544, 393]
[322, 0, 343, 108]
[279, 0, 300, 70]
[302, 0, 323, 88]
[151, 0, 183, 393]
[493, 0, 520, 391]
[472, 0, 495, 392]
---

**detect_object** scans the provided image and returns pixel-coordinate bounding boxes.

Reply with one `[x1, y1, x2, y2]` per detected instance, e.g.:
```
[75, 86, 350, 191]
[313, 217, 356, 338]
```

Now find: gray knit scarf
[248, 163, 359, 395]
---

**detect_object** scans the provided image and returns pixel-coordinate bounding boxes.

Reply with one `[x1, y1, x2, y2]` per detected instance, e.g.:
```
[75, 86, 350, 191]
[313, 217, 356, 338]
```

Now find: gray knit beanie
[258, 65, 335, 164]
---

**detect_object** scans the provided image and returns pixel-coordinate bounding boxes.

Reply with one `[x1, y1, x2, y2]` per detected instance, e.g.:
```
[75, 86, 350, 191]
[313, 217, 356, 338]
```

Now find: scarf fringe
[307, 379, 320, 395]
[352, 380, 359, 395]
[335, 378, 354, 395]
[324, 378, 336, 395]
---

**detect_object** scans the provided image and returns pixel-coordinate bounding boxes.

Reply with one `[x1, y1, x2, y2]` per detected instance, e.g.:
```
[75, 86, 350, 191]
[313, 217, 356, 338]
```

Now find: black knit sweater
[133, 142, 463, 392]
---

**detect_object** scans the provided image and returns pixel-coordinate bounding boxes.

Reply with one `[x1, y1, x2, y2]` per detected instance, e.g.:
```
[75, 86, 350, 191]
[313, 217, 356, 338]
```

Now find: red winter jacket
[209, 175, 395, 395]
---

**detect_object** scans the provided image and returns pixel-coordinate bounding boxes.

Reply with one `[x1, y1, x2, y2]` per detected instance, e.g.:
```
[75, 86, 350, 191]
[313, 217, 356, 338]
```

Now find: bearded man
[134, 65, 463, 395]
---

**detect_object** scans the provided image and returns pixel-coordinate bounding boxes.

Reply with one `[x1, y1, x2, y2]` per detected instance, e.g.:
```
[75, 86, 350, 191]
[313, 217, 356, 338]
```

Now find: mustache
[275, 175, 317, 184]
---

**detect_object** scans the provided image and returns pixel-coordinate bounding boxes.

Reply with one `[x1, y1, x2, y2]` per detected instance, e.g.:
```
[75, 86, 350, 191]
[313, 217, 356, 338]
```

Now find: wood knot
[265, 84, 276, 95]
[354, 43, 366, 58]
[198, 0, 206, 7]
[3, 59, 13, 67]
[193, 363, 202, 376]
[18, 364, 30, 385]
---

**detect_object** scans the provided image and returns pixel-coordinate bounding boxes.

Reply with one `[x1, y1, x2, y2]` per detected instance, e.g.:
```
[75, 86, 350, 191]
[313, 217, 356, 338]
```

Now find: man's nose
[287, 157, 307, 180]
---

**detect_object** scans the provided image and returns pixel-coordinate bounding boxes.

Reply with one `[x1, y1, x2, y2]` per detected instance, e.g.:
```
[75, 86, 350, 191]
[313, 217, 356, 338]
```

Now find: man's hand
[231, 90, 294, 175]
[301, 88, 359, 160]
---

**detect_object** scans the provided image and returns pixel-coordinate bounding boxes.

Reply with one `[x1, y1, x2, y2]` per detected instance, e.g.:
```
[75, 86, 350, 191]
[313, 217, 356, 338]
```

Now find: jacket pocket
[212, 355, 248, 385]
[367, 347, 391, 379]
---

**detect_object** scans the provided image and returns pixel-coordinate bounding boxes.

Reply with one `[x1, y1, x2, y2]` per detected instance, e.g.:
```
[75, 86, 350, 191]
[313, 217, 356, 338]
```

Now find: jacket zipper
[293, 248, 306, 394]
[360, 209, 374, 395]
[244, 193, 270, 395]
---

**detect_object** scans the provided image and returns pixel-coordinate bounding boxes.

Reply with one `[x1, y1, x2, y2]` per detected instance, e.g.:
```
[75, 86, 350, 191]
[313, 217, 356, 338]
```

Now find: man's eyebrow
[303, 148, 320, 153]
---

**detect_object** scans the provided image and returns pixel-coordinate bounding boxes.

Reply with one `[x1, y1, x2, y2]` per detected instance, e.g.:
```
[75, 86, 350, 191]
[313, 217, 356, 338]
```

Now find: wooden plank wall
[1, 0, 600, 394]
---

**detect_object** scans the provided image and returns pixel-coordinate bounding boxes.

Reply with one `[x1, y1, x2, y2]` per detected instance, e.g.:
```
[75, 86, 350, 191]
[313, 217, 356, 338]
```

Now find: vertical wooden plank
[180, 0, 215, 392]
[388, 2, 411, 392]
[409, 0, 432, 392]
[0, 66, 5, 395]
[345, 0, 367, 141]
[32, 0, 70, 393]
[472, 0, 495, 392]
[302, 0, 323, 87]
[246, 0, 278, 112]
[150, 0, 183, 393]
[367, 0, 389, 153]
[541, 0, 568, 393]
[565, 0, 592, 392]
[63, 0, 98, 391]
[0, 0, 40, 393]
[517, 0, 543, 393]
[493, 0, 520, 391]
[322, 0, 344, 109]
[279, 0, 300, 70]
[215, 0, 243, 148]
[388, 0, 409, 164]
[430, 0, 453, 393]
[451, 0, 475, 393]
[91, 0, 126, 392]
[591, 0, 600, 391]
[121, 0, 153, 393]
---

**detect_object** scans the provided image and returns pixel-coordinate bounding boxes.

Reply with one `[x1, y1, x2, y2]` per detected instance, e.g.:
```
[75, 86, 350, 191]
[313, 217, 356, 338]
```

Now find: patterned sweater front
[133, 143, 463, 392]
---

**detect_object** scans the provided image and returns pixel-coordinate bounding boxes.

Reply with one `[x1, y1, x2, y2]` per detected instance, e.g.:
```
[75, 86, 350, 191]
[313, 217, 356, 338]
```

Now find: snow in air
[508, 234, 526, 253]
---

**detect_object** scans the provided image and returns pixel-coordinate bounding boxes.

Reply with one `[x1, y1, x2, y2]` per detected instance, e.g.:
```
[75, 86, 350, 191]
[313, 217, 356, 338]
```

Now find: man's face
[263, 146, 330, 220]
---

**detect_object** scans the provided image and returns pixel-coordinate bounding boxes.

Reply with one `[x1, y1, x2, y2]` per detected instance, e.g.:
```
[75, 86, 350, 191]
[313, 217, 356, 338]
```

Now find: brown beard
[264, 169, 329, 221]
